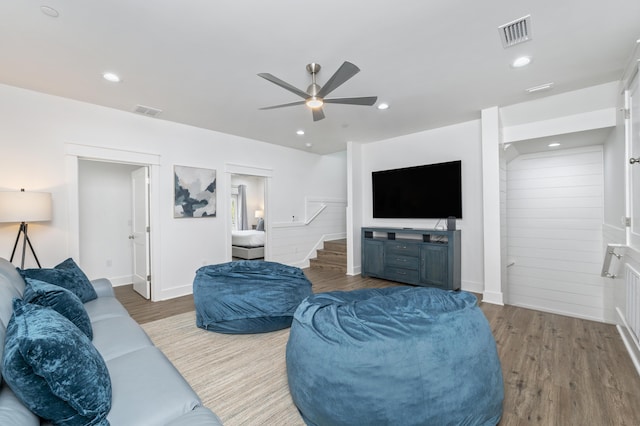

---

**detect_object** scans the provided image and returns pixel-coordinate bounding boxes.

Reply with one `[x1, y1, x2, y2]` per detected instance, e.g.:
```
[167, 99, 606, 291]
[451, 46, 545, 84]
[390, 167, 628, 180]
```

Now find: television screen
[372, 160, 462, 219]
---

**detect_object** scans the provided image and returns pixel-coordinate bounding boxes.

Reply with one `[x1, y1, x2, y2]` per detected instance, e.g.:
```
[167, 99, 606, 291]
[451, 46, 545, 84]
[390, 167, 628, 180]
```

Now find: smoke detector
[499, 15, 532, 48]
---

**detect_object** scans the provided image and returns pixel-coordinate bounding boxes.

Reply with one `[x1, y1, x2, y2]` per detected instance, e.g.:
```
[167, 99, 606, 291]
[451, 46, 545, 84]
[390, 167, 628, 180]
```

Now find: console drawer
[385, 255, 420, 270]
[385, 267, 419, 284]
[385, 241, 420, 257]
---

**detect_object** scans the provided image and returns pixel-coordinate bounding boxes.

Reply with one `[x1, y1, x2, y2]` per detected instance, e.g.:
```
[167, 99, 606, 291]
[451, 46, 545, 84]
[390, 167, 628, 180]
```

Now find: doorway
[78, 159, 151, 299]
[502, 134, 612, 322]
[230, 174, 266, 260]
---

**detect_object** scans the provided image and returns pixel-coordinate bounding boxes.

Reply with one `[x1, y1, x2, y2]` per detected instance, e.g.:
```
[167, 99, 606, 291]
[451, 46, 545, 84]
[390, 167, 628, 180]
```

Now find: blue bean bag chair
[286, 287, 504, 426]
[194, 261, 312, 334]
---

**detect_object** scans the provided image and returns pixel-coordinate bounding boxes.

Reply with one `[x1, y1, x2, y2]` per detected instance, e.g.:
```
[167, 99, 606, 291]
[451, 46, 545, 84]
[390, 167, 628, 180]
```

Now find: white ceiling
[1, 1, 638, 154]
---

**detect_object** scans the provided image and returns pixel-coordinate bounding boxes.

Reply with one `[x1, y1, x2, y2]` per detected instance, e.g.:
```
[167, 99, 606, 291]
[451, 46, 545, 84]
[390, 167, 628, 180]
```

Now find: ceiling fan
[258, 61, 377, 121]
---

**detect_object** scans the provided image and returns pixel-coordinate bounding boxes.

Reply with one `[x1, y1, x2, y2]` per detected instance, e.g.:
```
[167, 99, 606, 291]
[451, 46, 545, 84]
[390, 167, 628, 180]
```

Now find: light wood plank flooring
[115, 269, 640, 425]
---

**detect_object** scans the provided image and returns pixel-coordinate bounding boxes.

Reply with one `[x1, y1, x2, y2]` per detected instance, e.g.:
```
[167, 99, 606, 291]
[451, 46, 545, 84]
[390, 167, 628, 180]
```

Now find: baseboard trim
[154, 284, 192, 302]
[462, 280, 484, 294]
[109, 275, 133, 287]
[482, 290, 504, 306]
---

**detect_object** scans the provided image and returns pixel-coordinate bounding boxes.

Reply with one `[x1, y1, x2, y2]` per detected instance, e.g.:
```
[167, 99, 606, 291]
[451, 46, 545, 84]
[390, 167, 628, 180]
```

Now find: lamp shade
[0, 191, 52, 223]
[255, 210, 264, 219]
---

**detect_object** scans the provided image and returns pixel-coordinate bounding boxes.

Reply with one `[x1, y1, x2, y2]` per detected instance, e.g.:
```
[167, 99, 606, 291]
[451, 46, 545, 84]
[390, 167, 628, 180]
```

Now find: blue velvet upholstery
[286, 287, 504, 426]
[2, 299, 112, 426]
[19, 258, 97, 303]
[193, 261, 312, 334]
[23, 278, 93, 340]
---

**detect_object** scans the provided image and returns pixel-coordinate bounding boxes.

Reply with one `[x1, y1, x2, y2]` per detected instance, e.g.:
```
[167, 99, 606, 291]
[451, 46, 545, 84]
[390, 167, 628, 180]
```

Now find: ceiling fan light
[306, 97, 324, 109]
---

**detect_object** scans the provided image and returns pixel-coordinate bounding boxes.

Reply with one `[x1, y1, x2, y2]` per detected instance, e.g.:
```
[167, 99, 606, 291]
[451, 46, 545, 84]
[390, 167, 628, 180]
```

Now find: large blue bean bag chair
[286, 287, 504, 426]
[194, 261, 312, 334]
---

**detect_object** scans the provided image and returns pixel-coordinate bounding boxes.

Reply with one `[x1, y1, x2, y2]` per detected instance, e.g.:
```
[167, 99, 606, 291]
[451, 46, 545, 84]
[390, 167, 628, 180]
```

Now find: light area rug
[141, 311, 305, 426]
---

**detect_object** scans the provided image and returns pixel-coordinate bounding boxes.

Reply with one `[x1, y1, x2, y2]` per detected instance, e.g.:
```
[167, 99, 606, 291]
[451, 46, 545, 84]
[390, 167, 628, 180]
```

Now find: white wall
[0, 83, 347, 300]
[506, 146, 612, 321]
[346, 142, 364, 275]
[360, 119, 485, 292]
[78, 160, 139, 285]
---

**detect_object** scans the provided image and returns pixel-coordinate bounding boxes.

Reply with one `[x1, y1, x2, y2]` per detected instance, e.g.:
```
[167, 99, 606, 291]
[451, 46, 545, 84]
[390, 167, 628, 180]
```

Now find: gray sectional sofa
[0, 257, 222, 425]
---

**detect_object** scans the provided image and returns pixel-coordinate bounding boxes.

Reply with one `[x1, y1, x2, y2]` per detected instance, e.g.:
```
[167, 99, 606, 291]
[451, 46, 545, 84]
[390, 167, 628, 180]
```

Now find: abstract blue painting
[174, 165, 216, 218]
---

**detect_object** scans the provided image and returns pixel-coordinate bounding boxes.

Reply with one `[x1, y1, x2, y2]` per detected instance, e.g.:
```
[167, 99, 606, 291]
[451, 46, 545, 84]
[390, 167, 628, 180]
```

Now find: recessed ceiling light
[377, 103, 390, 110]
[102, 72, 121, 83]
[526, 82, 554, 93]
[305, 143, 313, 148]
[296, 130, 305, 135]
[548, 143, 561, 147]
[512, 56, 531, 68]
[40, 6, 59, 17]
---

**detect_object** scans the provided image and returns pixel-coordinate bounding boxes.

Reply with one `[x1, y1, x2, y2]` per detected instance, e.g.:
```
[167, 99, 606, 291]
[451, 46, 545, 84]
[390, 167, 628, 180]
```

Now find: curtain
[238, 185, 248, 230]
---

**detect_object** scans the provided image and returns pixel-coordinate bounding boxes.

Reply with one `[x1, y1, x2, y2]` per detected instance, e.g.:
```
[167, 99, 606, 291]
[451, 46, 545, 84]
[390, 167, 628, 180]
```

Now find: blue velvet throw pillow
[2, 299, 112, 426]
[23, 278, 93, 340]
[19, 258, 97, 303]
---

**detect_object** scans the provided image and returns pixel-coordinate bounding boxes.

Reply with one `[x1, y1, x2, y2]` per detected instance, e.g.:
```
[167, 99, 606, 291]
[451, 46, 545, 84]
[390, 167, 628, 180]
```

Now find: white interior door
[630, 70, 640, 249]
[131, 167, 151, 299]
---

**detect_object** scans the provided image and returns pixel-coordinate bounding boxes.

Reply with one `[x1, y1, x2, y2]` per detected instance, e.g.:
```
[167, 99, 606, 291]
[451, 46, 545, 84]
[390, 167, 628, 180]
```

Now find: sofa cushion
[84, 297, 131, 323]
[0, 258, 27, 296]
[23, 278, 93, 340]
[19, 258, 97, 303]
[0, 274, 22, 328]
[105, 346, 201, 425]
[91, 316, 153, 361]
[2, 299, 112, 426]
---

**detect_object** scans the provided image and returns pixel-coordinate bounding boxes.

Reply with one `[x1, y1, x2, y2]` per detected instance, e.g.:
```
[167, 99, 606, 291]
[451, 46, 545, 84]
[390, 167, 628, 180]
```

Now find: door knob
[631, 157, 640, 165]
[128, 235, 134, 240]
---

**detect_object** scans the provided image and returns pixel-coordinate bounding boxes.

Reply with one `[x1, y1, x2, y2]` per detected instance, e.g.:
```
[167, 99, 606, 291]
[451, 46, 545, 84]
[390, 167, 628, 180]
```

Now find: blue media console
[361, 227, 461, 290]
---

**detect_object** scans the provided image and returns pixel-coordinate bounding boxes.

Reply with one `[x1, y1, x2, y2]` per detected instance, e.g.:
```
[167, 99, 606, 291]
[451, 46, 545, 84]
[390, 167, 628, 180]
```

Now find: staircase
[309, 239, 347, 273]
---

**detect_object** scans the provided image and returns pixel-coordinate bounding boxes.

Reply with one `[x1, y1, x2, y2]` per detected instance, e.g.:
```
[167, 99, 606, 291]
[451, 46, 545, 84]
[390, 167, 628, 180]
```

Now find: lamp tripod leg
[9, 222, 42, 269]
[9, 222, 25, 264]
[23, 225, 42, 268]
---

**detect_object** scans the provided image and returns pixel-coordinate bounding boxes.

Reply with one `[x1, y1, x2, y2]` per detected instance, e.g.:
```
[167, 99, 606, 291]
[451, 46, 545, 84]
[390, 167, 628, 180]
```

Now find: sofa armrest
[91, 278, 115, 298]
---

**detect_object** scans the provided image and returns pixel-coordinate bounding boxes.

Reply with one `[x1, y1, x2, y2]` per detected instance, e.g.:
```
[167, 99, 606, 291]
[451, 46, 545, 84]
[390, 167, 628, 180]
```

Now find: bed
[232, 230, 265, 259]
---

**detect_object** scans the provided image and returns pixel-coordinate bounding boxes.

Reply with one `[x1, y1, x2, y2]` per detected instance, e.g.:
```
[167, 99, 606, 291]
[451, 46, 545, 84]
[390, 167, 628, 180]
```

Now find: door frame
[224, 163, 272, 261]
[65, 143, 161, 300]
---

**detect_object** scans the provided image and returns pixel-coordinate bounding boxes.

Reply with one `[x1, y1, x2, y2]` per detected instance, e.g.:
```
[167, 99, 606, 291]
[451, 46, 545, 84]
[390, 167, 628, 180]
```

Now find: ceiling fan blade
[259, 100, 306, 110]
[257, 73, 309, 99]
[324, 96, 378, 106]
[312, 108, 325, 121]
[316, 61, 360, 98]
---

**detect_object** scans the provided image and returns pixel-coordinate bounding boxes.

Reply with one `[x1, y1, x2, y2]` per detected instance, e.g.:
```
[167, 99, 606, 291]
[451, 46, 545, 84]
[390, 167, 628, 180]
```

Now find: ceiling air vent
[134, 105, 162, 117]
[498, 15, 532, 48]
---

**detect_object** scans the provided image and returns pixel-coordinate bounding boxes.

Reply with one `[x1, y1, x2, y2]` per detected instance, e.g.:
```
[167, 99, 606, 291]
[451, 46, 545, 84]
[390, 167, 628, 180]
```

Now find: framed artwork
[174, 165, 216, 218]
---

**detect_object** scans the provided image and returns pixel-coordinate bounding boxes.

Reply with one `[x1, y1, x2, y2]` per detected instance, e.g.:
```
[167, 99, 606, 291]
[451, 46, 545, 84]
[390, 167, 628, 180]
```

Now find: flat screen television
[372, 160, 462, 219]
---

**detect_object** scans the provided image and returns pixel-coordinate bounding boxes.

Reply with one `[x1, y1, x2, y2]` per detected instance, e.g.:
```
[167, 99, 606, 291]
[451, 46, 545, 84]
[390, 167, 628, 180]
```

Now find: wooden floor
[115, 269, 640, 425]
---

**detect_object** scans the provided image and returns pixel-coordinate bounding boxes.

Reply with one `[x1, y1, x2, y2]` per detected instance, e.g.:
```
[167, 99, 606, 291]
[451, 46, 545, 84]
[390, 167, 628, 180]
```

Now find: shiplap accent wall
[506, 145, 613, 322]
[269, 198, 346, 268]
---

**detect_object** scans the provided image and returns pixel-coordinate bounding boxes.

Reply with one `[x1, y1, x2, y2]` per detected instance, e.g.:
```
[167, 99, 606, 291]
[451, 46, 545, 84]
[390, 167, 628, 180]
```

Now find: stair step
[309, 239, 347, 273]
[316, 249, 346, 265]
[309, 258, 346, 272]
[323, 239, 347, 253]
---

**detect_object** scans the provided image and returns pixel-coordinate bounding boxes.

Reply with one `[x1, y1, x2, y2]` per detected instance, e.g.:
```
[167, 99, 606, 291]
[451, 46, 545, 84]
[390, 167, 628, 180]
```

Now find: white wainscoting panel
[506, 146, 611, 321]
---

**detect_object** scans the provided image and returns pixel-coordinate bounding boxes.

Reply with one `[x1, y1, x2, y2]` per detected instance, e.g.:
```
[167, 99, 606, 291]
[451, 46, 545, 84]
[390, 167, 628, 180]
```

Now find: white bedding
[232, 230, 265, 247]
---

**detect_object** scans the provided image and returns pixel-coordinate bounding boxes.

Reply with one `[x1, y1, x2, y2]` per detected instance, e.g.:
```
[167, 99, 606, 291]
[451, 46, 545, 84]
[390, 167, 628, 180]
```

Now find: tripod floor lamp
[0, 189, 52, 269]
